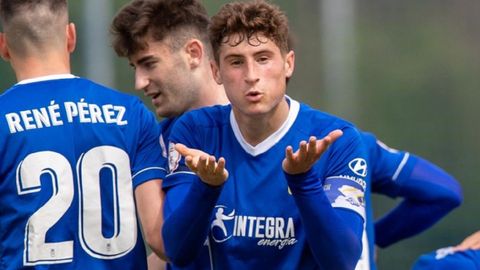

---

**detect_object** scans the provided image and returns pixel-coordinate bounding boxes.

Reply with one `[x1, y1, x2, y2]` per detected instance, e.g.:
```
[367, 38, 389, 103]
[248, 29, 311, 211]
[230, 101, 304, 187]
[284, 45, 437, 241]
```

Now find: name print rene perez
[4, 98, 128, 134]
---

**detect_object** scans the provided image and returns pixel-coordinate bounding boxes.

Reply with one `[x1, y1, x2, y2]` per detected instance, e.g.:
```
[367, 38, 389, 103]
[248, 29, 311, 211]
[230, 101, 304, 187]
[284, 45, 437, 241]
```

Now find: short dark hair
[111, 0, 212, 58]
[0, 0, 67, 25]
[209, 0, 290, 63]
[0, 0, 68, 56]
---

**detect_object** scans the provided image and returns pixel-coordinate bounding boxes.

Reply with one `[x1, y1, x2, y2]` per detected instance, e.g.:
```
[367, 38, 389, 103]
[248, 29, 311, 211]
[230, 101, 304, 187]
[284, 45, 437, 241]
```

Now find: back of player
[412, 247, 480, 270]
[0, 76, 163, 269]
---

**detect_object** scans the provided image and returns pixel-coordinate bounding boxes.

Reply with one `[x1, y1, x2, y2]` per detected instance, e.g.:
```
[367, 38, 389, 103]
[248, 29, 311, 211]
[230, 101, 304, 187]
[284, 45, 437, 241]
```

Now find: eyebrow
[223, 49, 274, 60]
[131, 55, 157, 67]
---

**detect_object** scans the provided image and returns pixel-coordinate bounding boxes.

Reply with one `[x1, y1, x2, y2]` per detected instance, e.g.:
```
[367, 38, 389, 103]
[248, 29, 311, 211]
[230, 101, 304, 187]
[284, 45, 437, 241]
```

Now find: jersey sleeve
[130, 99, 166, 188]
[323, 126, 369, 221]
[367, 133, 463, 248]
[364, 132, 413, 197]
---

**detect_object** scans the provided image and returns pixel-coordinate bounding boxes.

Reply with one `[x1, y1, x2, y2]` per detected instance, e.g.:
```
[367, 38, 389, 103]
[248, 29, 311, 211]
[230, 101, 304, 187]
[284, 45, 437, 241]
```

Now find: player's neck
[233, 99, 290, 146]
[197, 75, 229, 107]
[207, 83, 229, 105]
[12, 53, 71, 82]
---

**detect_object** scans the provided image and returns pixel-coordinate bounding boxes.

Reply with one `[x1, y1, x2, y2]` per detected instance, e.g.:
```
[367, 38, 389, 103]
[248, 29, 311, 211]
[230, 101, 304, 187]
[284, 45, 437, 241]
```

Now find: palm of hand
[282, 130, 343, 175]
[175, 143, 228, 186]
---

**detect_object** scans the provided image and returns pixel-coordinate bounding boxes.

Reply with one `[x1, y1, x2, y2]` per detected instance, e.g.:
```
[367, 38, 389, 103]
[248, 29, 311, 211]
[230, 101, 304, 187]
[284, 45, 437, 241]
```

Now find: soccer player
[411, 230, 480, 269]
[362, 132, 463, 269]
[110, 0, 228, 267]
[0, 1, 164, 269]
[161, 1, 368, 269]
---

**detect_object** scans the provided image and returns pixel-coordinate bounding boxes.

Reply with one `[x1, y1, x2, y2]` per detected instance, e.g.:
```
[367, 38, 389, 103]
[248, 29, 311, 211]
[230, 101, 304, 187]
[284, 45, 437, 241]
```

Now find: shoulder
[78, 78, 141, 103]
[297, 102, 357, 134]
[176, 104, 230, 129]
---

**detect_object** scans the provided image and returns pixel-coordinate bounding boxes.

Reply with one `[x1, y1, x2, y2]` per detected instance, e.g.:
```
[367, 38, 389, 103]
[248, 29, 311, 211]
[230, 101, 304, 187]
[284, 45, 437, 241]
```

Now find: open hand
[175, 143, 228, 187]
[282, 129, 343, 174]
[454, 230, 480, 251]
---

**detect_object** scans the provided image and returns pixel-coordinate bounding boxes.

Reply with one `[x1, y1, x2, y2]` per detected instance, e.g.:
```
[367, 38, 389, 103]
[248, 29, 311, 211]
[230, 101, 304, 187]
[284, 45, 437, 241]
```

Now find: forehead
[218, 33, 281, 57]
[128, 37, 172, 63]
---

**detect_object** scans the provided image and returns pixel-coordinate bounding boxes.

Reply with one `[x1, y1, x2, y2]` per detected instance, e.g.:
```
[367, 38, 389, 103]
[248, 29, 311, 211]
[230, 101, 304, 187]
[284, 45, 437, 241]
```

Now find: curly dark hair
[208, 0, 290, 63]
[111, 0, 211, 58]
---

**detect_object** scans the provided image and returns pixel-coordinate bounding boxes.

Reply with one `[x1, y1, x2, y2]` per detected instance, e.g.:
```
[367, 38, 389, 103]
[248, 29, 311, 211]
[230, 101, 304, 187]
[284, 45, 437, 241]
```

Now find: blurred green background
[1, 0, 479, 269]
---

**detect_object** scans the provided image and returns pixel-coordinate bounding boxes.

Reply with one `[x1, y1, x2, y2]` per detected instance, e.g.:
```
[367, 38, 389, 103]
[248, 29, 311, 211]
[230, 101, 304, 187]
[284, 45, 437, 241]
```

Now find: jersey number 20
[17, 146, 137, 266]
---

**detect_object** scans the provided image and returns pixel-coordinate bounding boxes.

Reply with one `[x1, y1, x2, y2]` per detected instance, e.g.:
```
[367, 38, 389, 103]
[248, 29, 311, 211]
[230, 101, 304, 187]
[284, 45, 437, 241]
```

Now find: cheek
[219, 70, 241, 87]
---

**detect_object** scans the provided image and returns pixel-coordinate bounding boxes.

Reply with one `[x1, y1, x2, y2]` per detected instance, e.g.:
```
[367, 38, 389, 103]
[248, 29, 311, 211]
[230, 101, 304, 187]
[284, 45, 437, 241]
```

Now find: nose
[134, 69, 149, 92]
[245, 60, 260, 84]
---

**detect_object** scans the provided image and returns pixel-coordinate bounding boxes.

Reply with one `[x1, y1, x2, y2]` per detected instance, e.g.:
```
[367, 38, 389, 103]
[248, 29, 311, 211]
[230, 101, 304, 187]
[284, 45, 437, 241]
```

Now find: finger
[298, 140, 308, 157]
[197, 155, 209, 172]
[315, 129, 344, 154]
[206, 155, 216, 172]
[307, 136, 317, 157]
[216, 157, 229, 179]
[459, 234, 477, 247]
[185, 156, 196, 172]
[285, 145, 294, 161]
[175, 143, 208, 158]
[174, 143, 190, 156]
[325, 129, 343, 144]
[472, 243, 480, 250]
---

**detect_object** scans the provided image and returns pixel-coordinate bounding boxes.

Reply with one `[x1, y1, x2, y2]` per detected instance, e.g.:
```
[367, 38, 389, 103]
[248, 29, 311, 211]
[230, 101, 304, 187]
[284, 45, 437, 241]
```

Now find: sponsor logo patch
[210, 205, 298, 250]
[348, 158, 367, 177]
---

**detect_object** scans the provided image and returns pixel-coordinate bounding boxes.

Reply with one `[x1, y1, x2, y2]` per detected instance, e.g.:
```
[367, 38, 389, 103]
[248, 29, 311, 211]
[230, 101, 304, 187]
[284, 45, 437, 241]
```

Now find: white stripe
[132, 166, 166, 179]
[230, 96, 300, 157]
[392, 152, 410, 181]
[16, 74, 77, 85]
[165, 171, 197, 177]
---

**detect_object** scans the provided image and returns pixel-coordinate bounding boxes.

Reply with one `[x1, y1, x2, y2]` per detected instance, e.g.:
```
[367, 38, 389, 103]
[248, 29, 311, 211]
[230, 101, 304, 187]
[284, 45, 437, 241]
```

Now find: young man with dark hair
[162, 1, 366, 269]
[0, 0, 164, 269]
[110, 0, 228, 267]
[110, 1, 462, 269]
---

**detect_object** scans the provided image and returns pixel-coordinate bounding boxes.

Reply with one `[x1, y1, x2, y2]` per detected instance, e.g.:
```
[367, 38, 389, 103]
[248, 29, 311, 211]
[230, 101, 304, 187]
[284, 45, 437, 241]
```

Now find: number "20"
[17, 146, 137, 266]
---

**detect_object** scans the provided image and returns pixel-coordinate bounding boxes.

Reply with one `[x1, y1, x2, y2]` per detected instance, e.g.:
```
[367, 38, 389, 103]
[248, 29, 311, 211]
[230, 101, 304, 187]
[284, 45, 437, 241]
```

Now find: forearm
[135, 180, 168, 261]
[375, 199, 457, 248]
[162, 177, 222, 266]
[286, 170, 363, 270]
[375, 156, 462, 247]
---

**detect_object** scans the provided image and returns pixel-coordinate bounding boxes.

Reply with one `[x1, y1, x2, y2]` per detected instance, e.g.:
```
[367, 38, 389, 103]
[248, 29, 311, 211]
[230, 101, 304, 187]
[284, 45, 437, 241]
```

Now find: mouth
[245, 90, 263, 102]
[147, 92, 162, 105]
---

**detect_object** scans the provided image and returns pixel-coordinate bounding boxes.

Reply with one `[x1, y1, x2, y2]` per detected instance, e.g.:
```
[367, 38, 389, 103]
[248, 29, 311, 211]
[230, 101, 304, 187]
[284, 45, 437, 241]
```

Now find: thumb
[175, 143, 209, 158]
[174, 143, 190, 156]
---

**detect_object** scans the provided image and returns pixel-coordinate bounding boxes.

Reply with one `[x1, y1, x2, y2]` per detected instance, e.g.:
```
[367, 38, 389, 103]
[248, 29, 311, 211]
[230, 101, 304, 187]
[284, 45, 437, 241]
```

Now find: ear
[0, 32, 11, 61]
[284, 50, 295, 79]
[184, 39, 203, 69]
[66, 22, 76, 53]
[211, 60, 222, 85]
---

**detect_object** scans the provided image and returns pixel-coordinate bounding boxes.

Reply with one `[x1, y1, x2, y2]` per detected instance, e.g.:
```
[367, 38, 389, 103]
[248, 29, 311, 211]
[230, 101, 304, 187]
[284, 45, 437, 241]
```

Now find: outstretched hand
[175, 143, 228, 187]
[454, 231, 480, 251]
[282, 129, 343, 175]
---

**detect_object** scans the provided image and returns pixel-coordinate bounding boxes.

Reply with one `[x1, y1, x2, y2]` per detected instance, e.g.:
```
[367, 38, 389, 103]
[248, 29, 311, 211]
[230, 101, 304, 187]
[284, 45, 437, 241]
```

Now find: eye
[143, 61, 157, 70]
[257, 55, 269, 63]
[229, 59, 243, 66]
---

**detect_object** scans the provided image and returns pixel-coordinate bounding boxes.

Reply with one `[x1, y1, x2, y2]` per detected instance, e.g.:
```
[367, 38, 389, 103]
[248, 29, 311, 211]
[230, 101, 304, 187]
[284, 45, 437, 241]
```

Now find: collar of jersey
[16, 74, 77, 85]
[230, 95, 300, 157]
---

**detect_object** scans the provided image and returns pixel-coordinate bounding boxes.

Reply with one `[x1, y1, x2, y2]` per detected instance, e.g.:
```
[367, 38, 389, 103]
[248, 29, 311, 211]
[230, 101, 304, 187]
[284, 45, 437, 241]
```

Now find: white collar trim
[16, 74, 76, 85]
[230, 96, 300, 157]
